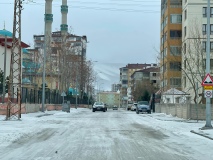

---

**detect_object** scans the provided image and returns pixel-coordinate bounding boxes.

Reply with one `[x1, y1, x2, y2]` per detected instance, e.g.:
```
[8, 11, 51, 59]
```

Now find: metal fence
[21, 87, 91, 105]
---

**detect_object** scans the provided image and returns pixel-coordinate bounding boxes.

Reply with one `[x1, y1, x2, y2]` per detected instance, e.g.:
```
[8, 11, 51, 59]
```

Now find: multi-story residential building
[111, 83, 121, 92]
[131, 67, 160, 93]
[33, 31, 87, 91]
[182, 0, 213, 103]
[160, 0, 182, 91]
[119, 63, 154, 106]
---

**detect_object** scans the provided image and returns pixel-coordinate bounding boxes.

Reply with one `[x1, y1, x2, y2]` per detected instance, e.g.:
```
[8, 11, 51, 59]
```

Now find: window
[164, 47, 167, 56]
[184, 9, 187, 20]
[184, 43, 186, 54]
[211, 42, 213, 51]
[203, 7, 213, 17]
[184, 26, 187, 37]
[170, 62, 181, 71]
[211, 59, 213, 69]
[211, 24, 213, 35]
[170, 78, 181, 87]
[203, 24, 207, 35]
[203, 41, 206, 52]
[170, 46, 181, 56]
[203, 7, 207, 17]
[170, 30, 182, 39]
[184, 59, 186, 69]
[170, 14, 182, 23]
[211, 7, 213, 17]
[184, 77, 186, 88]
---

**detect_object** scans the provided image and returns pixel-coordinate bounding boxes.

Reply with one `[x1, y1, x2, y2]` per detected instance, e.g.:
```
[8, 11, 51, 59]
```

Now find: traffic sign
[204, 90, 213, 98]
[61, 91, 66, 97]
[201, 73, 213, 86]
[204, 86, 213, 90]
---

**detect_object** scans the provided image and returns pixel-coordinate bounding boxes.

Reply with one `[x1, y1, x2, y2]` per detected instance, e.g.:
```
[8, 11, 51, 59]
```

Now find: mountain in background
[93, 62, 126, 91]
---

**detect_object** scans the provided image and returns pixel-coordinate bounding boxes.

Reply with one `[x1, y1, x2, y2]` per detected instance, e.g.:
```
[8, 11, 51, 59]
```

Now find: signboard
[204, 86, 213, 90]
[204, 90, 213, 98]
[61, 91, 66, 97]
[201, 73, 213, 86]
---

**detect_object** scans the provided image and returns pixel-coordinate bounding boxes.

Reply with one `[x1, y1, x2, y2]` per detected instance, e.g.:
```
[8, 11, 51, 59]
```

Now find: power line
[0, 2, 160, 13]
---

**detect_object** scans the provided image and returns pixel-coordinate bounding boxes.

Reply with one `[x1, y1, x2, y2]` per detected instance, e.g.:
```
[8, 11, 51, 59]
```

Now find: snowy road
[0, 108, 213, 160]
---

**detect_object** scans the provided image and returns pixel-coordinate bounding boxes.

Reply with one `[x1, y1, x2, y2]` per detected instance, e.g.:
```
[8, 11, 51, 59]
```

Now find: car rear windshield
[95, 102, 103, 105]
[137, 101, 148, 105]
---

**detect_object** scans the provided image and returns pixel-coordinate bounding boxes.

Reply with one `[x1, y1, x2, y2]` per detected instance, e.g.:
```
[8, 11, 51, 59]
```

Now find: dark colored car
[136, 101, 151, 114]
[92, 102, 106, 112]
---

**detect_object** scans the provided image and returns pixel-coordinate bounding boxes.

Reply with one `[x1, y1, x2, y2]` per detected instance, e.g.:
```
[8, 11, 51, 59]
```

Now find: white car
[131, 103, 137, 111]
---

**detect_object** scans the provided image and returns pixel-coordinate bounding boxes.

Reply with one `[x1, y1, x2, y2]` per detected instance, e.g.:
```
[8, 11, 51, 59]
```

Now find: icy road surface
[0, 108, 213, 160]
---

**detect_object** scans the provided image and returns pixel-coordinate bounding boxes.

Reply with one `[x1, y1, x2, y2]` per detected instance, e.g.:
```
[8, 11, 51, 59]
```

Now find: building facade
[160, 0, 182, 91]
[98, 91, 120, 107]
[119, 63, 154, 106]
[33, 31, 87, 91]
[182, 0, 213, 103]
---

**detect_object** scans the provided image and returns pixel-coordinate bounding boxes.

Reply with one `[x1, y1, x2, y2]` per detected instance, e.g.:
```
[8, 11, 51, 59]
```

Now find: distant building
[0, 29, 29, 81]
[131, 67, 160, 93]
[98, 91, 120, 107]
[32, 31, 87, 91]
[111, 83, 121, 92]
[119, 63, 156, 106]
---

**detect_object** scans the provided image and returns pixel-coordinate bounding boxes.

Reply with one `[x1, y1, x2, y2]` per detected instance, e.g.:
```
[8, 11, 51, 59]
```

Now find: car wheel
[103, 108, 106, 112]
[136, 111, 139, 114]
[92, 109, 95, 112]
[148, 111, 151, 114]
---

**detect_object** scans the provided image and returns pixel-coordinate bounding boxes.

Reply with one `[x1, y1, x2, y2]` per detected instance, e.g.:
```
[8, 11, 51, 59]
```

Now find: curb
[190, 130, 213, 140]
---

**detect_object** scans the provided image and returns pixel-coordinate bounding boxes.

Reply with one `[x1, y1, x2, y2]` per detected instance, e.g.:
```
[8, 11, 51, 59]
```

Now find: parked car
[92, 102, 106, 112]
[136, 101, 151, 114]
[127, 101, 133, 110]
[112, 105, 118, 110]
[104, 103, 108, 111]
[131, 103, 137, 111]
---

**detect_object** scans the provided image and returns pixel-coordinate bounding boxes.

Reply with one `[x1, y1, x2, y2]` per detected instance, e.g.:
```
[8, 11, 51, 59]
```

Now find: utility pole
[6, 0, 23, 120]
[2, 35, 7, 103]
[204, 0, 212, 128]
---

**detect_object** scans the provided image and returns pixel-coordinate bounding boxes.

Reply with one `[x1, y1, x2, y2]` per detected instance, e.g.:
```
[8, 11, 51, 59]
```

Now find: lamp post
[2, 35, 7, 103]
[117, 90, 120, 108]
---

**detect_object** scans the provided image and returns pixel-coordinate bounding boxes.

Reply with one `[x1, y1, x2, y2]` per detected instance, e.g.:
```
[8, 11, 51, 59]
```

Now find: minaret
[60, 0, 68, 92]
[44, 0, 53, 53]
[61, 0, 68, 34]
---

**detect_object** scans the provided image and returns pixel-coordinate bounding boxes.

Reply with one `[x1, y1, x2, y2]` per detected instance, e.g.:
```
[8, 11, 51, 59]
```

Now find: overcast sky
[0, 0, 161, 90]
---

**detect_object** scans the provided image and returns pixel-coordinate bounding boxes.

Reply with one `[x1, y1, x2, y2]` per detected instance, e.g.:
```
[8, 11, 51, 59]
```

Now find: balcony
[122, 84, 128, 88]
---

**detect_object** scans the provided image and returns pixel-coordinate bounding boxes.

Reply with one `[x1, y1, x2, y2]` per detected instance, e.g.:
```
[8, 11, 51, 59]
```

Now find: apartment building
[119, 63, 154, 105]
[160, 0, 182, 91]
[33, 31, 87, 90]
[131, 67, 160, 93]
[182, 0, 213, 102]
[111, 83, 121, 92]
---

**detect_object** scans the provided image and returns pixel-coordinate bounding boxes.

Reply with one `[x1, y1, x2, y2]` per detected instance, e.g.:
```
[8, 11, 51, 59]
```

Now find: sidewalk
[190, 128, 213, 140]
[147, 113, 213, 140]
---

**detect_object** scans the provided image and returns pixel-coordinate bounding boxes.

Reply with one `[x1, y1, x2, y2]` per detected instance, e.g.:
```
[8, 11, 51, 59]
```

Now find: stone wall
[155, 104, 213, 120]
